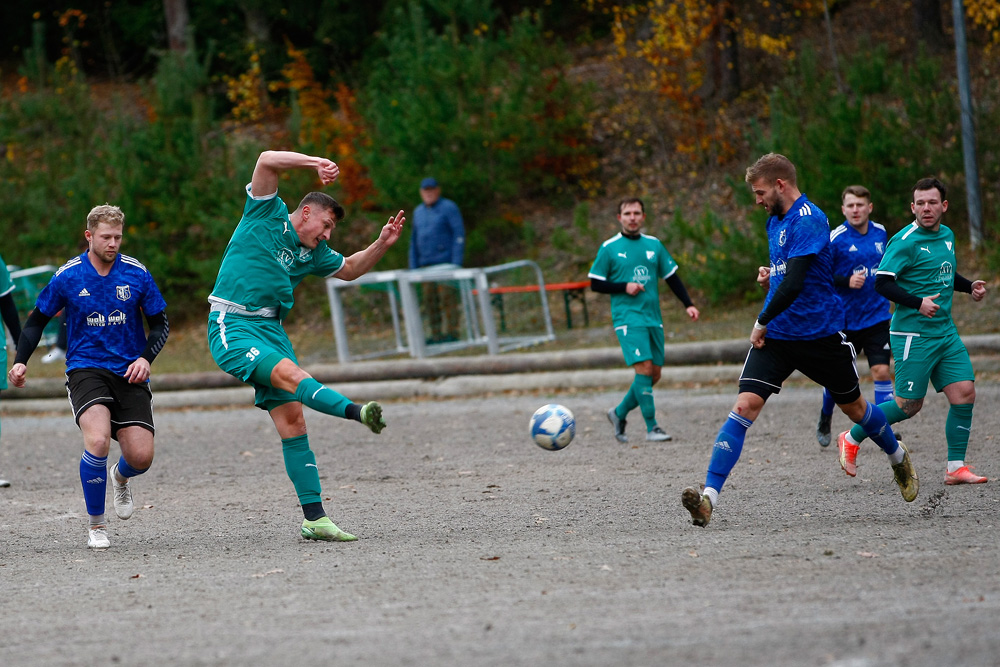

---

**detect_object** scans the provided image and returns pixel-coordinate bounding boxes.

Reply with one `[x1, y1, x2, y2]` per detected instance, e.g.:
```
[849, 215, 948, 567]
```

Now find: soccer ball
[529, 404, 576, 451]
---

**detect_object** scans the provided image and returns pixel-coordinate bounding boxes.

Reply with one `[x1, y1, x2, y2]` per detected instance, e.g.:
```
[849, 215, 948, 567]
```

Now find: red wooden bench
[487, 280, 590, 330]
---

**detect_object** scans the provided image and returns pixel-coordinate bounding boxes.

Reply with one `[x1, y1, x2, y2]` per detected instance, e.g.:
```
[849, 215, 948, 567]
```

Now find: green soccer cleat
[360, 401, 386, 434]
[891, 442, 919, 502]
[301, 517, 357, 542]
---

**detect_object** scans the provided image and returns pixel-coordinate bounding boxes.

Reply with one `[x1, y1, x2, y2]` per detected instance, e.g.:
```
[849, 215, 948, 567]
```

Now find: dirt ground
[1, 381, 998, 666]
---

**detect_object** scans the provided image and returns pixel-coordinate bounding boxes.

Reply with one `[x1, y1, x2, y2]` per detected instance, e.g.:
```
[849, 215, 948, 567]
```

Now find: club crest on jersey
[276, 248, 295, 272]
[632, 265, 651, 285]
[116, 285, 131, 301]
[875, 242, 884, 254]
[646, 250, 655, 261]
[778, 229, 787, 247]
[298, 247, 313, 261]
[939, 261, 953, 285]
[946, 241, 953, 251]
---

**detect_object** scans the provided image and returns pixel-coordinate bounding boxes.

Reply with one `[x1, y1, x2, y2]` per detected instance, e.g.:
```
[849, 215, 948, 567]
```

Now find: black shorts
[739, 333, 862, 404]
[844, 319, 891, 367]
[66, 368, 155, 439]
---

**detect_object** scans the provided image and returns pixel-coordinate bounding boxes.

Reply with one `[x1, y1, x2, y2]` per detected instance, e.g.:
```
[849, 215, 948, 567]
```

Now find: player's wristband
[753, 319, 767, 331]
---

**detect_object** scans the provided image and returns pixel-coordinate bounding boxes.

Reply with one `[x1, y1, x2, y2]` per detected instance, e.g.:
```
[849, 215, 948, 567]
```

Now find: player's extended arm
[756, 255, 813, 327]
[665, 273, 699, 321]
[7, 308, 54, 387]
[337, 210, 406, 281]
[250, 150, 340, 198]
[0, 292, 22, 343]
[124, 310, 169, 384]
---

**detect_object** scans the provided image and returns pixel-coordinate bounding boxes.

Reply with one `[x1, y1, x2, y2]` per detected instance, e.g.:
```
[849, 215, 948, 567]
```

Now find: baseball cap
[420, 177, 439, 189]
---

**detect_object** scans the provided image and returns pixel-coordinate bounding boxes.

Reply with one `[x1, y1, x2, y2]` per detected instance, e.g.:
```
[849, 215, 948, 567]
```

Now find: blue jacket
[409, 198, 465, 268]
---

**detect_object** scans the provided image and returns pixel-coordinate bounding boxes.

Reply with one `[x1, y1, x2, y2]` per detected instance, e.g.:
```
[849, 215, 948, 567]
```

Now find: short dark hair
[297, 192, 345, 221]
[618, 197, 644, 214]
[912, 177, 946, 201]
[841, 185, 871, 203]
[745, 153, 797, 186]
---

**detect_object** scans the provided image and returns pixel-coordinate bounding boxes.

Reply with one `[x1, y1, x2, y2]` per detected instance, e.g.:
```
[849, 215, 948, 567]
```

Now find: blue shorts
[207, 311, 298, 410]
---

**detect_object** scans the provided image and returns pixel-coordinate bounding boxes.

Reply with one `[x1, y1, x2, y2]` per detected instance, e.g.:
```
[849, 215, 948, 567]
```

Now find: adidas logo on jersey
[78, 288, 91, 297]
[848, 244, 858, 252]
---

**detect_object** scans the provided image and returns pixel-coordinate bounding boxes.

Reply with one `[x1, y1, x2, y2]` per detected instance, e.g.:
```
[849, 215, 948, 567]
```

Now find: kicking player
[815, 186, 893, 449]
[8, 204, 169, 549]
[207, 150, 404, 542]
[682, 154, 916, 528]
[590, 197, 699, 443]
[836, 177, 988, 484]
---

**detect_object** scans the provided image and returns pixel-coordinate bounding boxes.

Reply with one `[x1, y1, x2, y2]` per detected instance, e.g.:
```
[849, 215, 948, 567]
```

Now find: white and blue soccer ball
[529, 404, 576, 451]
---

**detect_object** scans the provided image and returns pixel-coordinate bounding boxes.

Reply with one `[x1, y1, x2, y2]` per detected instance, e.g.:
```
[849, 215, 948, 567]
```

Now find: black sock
[302, 501, 326, 521]
[344, 403, 361, 422]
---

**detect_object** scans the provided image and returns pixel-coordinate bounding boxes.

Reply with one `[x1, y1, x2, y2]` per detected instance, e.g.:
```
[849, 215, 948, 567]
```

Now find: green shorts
[207, 311, 298, 410]
[614, 324, 665, 367]
[890, 331, 974, 399]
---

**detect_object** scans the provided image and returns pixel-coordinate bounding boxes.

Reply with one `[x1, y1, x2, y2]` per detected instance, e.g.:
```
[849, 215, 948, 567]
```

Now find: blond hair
[87, 204, 125, 231]
[745, 153, 797, 187]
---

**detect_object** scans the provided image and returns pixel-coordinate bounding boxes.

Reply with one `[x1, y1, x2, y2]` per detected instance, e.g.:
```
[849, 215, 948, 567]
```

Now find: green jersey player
[589, 198, 699, 443]
[837, 177, 988, 485]
[208, 150, 405, 541]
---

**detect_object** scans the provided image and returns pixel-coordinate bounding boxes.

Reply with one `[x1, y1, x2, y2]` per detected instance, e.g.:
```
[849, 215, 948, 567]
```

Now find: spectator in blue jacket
[410, 177, 465, 342]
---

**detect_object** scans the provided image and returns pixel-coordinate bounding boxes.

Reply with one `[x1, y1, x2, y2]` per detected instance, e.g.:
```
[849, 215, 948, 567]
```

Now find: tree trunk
[913, 0, 946, 48]
[163, 0, 189, 53]
[717, 1, 740, 100]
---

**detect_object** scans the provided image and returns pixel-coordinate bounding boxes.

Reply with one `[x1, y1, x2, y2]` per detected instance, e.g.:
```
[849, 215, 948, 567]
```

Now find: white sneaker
[646, 426, 673, 442]
[111, 464, 134, 520]
[0, 477, 10, 488]
[41, 347, 65, 364]
[88, 526, 110, 549]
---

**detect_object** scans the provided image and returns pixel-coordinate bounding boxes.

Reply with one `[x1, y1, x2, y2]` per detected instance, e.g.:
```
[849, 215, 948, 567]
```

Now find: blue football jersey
[762, 195, 844, 340]
[829, 221, 891, 331]
[35, 252, 167, 377]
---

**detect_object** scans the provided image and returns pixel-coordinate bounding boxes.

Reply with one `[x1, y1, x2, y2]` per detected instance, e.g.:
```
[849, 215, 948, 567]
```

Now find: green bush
[358, 0, 595, 214]
[660, 200, 769, 306]
[762, 45, 963, 234]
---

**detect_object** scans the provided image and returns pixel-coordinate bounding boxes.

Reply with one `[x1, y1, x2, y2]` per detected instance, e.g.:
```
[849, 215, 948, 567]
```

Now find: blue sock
[294, 378, 352, 418]
[705, 411, 753, 493]
[80, 451, 108, 518]
[115, 456, 148, 479]
[856, 401, 899, 456]
[820, 389, 835, 417]
[874, 381, 894, 405]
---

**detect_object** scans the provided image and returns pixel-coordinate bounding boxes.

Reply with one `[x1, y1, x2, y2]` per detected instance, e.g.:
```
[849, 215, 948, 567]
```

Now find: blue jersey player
[815, 186, 893, 453]
[681, 154, 916, 528]
[9, 204, 169, 549]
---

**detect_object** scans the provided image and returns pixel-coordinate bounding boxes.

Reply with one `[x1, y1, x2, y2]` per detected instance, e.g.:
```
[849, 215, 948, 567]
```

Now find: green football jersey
[876, 221, 958, 337]
[588, 232, 679, 327]
[210, 185, 345, 321]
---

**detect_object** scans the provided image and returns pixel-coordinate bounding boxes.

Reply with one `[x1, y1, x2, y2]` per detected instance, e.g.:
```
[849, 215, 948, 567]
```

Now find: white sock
[888, 447, 905, 465]
[947, 460, 965, 473]
[704, 487, 719, 508]
[846, 431, 861, 446]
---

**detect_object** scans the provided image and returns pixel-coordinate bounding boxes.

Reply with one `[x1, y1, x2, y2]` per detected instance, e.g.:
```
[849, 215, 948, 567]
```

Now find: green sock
[850, 400, 908, 444]
[294, 378, 352, 418]
[616, 381, 639, 419]
[946, 403, 974, 462]
[633, 374, 657, 431]
[282, 435, 322, 505]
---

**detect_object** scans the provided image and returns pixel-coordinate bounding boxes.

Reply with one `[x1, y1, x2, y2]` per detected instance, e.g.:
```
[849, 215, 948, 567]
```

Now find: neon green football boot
[360, 401, 386, 434]
[301, 517, 357, 542]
